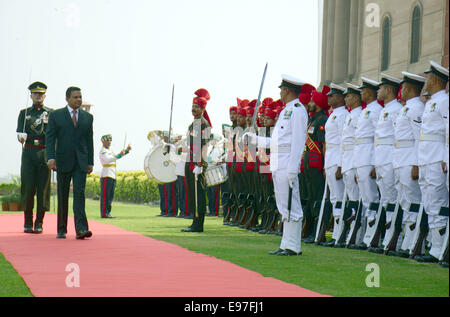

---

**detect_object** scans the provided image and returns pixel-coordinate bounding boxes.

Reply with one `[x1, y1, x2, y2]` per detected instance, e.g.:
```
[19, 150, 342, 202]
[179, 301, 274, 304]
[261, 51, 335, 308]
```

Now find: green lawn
[1, 198, 448, 297]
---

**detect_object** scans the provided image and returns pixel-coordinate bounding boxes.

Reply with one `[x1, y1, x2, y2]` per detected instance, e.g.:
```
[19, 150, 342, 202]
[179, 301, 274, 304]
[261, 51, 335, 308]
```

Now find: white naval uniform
[373, 99, 403, 247]
[324, 106, 348, 240]
[353, 100, 382, 245]
[99, 146, 119, 179]
[340, 106, 362, 243]
[392, 97, 424, 251]
[256, 98, 308, 254]
[418, 90, 449, 259]
[341, 106, 362, 202]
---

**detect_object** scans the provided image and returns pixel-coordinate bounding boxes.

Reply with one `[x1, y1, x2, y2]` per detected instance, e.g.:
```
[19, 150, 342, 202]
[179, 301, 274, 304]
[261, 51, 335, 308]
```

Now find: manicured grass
[1, 198, 448, 297]
[0, 253, 33, 297]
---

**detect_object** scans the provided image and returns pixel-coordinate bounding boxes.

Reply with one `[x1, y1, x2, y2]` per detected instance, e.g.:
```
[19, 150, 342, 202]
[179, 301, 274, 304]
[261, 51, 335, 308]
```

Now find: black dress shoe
[414, 254, 439, 263]
[56, 233, 66, 239]
[105, 214, 115, 218]
[76, 231, 93, 239]
[388, 250, 410, 258]
[334, 242, 346, 248]
[268, 248, 285, 255]
[303, 236, 316, 244]
[347, 243, 367, 250]
[24, 227, 34, 233]
[439, 261, 449, 268]
[34, 223, 43, 234]
[181, 227, 203, 233]
[278, 249, 302, 256]
[321, 239, 336, 247]
[368, 247, 384, 254]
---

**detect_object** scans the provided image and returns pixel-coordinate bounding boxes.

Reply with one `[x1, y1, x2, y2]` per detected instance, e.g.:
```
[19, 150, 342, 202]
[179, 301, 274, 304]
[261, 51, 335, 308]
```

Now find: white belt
[342, 144, 355, 151]
[375, 137, 394, 146]
[326, 143, 339, 149]
[270, 144, 291, 153]
[419, 133, 446, 143]
[355, 137, 374, 145]
[394, 140, 415, 148]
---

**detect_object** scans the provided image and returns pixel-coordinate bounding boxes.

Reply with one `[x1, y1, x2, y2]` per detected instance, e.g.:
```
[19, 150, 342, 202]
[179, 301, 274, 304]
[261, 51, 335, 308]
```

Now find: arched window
[381, 17, 391, 71]
[410, 6, 421, 63]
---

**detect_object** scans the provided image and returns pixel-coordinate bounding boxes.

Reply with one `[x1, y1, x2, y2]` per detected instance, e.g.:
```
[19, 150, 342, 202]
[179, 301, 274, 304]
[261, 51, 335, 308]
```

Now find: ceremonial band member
[181, 88, 211, 233]
[366, 74, 403, 253]
[415, 61, 449, 263]
[99, 134, 131, 218]
[16, 82, 53, 233]
[301, 86, 328, 243]
[249, 74, 309, 256]
[386, 72, 426, 257]
[322, 84, 348, 247]
[46, 86, 94, 239]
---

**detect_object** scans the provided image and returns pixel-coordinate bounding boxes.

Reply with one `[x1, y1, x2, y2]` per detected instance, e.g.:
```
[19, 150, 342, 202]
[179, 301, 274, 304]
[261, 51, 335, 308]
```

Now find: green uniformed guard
[301, 86, 329, 243]
[16, 82, 53, 233]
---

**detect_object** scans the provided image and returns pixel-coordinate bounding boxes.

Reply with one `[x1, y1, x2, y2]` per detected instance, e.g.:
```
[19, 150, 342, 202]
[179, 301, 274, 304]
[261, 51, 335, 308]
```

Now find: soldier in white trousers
[321, 84, 348, 247]
[415, 61, 449, 263]
[385, 72, 426, 257]
[336, 84, 362, 247]
[367, 74, 403, 253]
[249, 75, 308, 256]
[348, 77, 382, 250]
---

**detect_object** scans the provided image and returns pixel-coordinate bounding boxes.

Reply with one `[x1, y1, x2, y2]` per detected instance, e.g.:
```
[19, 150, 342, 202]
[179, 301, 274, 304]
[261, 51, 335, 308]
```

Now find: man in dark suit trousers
[46, 87, 94, 239]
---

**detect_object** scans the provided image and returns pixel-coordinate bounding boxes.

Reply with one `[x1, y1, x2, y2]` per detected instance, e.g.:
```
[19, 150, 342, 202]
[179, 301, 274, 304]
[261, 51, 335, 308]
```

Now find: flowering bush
[85, 171, 159, 204]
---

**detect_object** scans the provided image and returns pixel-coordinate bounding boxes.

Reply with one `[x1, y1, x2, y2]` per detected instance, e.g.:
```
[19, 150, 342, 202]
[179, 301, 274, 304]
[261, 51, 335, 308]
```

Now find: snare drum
[204, 164, 228, 187]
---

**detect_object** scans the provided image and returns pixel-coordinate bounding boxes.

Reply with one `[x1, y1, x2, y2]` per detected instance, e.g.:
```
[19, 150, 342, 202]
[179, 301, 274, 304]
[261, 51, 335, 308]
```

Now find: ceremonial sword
[250, 62, 268, 129]
[21, 68, 33, 149]
[167, 84, 175, 153]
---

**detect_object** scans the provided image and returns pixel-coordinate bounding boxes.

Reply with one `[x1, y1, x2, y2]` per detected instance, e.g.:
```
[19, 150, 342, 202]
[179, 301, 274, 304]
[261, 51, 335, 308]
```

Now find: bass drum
[144, 145, 177, 184]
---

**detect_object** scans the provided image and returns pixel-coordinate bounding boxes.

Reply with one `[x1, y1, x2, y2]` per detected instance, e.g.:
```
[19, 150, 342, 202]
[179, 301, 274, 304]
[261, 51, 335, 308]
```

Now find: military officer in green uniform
[16, 82, 53, 233]
[181, 88, 212, 232]
[301, 86, 329, 243]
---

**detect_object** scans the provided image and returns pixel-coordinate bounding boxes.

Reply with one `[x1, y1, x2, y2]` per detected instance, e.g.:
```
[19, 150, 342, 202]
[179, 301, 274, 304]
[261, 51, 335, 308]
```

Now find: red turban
[262, 97, 274, 107]
[237, 107, 247, 117]
[192, 88, 212, 127]
[298, 84, 316, 105]
[265, 108, 277, 120]
[312, 85, 330, 111]
[229, 106, 238, 113]
[248, 99, 257, 109]
[246, 107, 255, 116]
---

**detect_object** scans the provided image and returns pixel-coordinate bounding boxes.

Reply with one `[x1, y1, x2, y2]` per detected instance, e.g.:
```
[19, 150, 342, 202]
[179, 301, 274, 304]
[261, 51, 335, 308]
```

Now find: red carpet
[0, 214, 328, 297]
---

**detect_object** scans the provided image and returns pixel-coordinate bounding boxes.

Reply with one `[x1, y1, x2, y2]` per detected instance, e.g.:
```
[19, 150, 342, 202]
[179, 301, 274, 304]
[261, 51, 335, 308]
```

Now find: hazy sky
[0, 0, 321, 177]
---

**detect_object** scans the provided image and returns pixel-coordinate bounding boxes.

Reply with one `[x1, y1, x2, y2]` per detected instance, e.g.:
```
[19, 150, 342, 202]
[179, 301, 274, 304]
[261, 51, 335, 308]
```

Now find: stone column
[332, 0, 350, 83]
[347, 0, 359, 81]
[325, 0, 336, 83]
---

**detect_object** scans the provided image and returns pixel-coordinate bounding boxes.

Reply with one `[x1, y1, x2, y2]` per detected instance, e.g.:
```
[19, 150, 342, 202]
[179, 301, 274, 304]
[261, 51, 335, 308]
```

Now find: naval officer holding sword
[247, 74, 309, 256]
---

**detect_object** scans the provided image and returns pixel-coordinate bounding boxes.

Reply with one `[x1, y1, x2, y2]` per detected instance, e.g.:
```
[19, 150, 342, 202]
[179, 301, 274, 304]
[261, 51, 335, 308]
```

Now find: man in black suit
[46, 87, 94, 239]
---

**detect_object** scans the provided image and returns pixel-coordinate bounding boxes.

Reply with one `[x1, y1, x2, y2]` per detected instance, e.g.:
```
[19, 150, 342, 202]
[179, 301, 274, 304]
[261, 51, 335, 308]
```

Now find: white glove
[162, 143, 176, 155]
[287, 173, 297, 188]
[193, 166, 203, 176]
[17, 133, 27, 143]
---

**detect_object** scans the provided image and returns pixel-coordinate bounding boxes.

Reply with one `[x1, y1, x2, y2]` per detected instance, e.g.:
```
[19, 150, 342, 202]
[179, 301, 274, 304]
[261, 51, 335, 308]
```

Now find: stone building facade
[320, 0, 449, 86]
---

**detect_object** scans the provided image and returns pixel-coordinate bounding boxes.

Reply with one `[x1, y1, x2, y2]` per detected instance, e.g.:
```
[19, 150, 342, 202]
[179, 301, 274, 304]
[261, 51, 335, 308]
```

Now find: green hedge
[86, 171, 159, 204]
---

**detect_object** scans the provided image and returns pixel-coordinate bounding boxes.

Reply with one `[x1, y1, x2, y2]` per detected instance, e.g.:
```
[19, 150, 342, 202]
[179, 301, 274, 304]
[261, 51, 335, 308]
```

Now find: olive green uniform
[301, 111, 327, 241]
[184, 117, 211, 231]
[16, 105, 53, 231]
